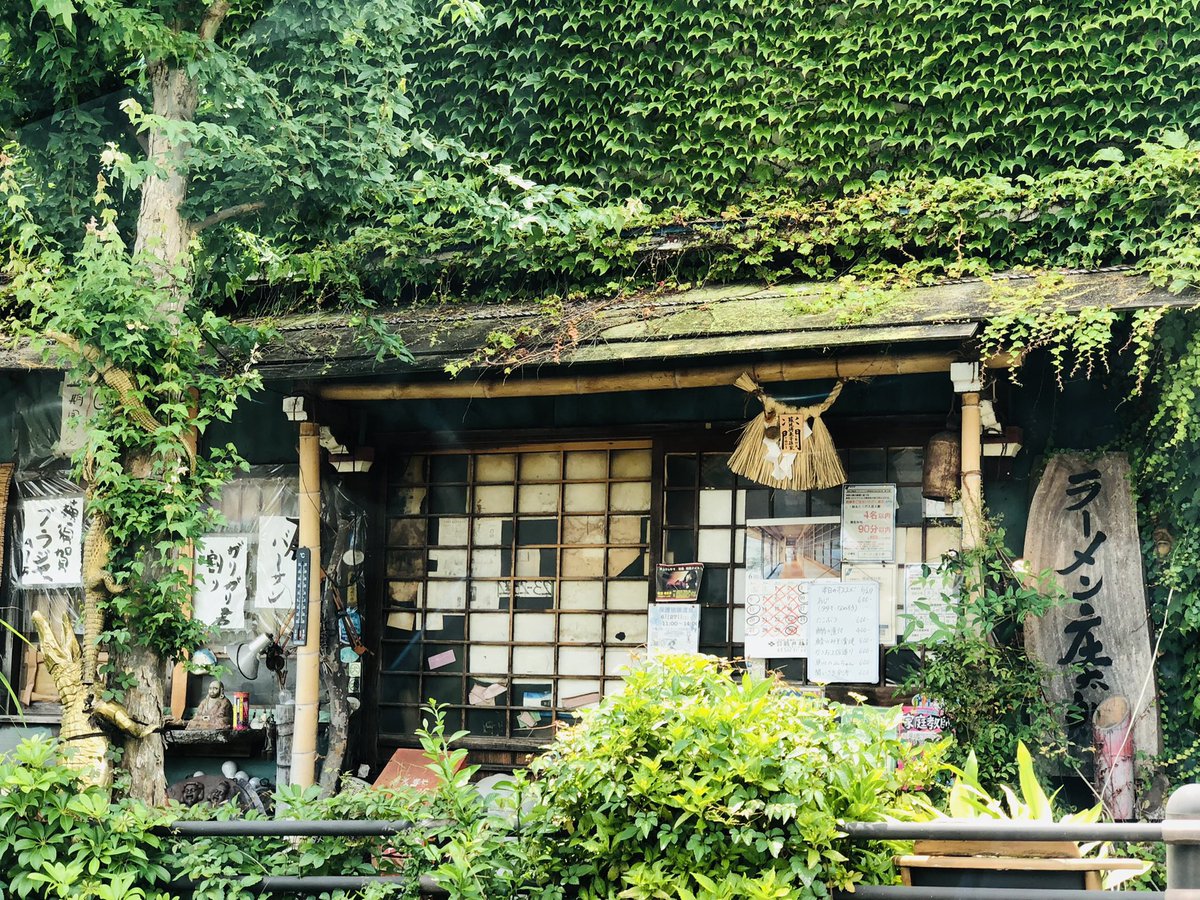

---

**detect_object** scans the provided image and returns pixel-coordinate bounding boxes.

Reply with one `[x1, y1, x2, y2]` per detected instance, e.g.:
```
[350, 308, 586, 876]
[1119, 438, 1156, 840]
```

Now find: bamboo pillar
[290, 421, 322, 787]
[960, 391, 984, 551]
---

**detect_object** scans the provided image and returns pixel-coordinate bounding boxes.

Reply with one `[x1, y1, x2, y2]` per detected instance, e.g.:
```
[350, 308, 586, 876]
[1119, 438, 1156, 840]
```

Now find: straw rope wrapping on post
[728, 374, 848, 490]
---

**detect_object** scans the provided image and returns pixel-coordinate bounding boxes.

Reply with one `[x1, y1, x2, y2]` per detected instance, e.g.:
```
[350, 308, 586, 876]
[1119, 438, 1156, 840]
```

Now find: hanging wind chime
[728, 374, 848, 490]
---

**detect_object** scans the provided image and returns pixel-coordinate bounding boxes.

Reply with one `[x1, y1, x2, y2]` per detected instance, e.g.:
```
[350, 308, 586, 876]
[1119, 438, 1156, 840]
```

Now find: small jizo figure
[187, 680, 234, 731]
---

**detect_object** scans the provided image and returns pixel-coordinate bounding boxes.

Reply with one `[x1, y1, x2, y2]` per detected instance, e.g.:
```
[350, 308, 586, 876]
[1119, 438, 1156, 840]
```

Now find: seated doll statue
[187, 679, 234, 731]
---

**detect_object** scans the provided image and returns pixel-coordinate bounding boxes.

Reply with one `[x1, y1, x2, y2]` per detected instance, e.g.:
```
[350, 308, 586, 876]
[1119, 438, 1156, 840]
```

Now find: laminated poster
[841, 484, 896, 562]
[647, 603, 701, 655]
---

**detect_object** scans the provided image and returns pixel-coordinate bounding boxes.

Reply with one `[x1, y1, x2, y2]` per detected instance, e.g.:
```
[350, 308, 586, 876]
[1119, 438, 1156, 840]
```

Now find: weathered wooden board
[1023, 453, 1161, 776]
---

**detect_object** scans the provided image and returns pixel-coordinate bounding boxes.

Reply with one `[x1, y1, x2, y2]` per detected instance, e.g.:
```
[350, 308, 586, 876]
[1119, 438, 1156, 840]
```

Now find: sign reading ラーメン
[1023, 453, 1161, 772]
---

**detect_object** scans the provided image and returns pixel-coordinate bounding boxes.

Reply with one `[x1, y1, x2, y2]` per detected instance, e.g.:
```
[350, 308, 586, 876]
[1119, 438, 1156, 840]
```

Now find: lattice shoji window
[378, 444, 652, 741]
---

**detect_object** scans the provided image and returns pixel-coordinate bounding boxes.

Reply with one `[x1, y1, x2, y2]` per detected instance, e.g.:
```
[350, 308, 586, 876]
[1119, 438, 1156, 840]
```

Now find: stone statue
[187, 680, 233, 731]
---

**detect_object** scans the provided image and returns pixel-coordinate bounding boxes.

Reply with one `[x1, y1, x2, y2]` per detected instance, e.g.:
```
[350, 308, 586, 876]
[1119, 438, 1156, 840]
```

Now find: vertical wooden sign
[1023, 453, 1160, 798]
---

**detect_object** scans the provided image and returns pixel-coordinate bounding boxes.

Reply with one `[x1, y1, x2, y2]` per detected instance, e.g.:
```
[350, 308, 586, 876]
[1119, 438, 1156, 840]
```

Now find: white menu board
[807, 580, 880, 684]
[902, 564, 960, 643]
[841, 485, 896, 562]
[647, 603, 701, 655]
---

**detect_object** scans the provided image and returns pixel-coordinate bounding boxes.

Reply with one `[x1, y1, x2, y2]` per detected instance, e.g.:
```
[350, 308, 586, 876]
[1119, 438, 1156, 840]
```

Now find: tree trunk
[317, 652, 350, 798]
[118, 642, 168, 804]
[117, 3, 230, 800]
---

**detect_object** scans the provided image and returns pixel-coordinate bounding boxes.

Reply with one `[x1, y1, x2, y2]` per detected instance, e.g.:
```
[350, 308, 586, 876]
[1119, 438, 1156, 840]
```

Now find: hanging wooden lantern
[922, 430, 960, 501]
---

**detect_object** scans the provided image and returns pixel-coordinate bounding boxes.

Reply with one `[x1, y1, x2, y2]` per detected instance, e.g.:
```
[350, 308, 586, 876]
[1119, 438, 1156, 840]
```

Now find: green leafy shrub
[899, 524, 1070, 789]
[0, 737, 173, 899]
[525, 654, 946, 900]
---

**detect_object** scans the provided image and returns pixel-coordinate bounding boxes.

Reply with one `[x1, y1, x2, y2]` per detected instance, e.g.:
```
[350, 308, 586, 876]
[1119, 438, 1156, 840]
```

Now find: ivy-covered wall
[412, 0, 1200, 205]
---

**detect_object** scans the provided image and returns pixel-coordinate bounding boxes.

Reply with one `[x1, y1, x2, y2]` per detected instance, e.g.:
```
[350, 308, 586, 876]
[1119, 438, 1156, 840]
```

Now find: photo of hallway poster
[743, 517, 841, 657]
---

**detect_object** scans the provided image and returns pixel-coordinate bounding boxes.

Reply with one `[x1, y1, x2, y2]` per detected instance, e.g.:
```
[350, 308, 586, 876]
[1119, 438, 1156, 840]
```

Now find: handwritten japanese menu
[194, 535, 250, 629]
[841, 485, 896, 562]
[807, 580, 880, 683]
[20, 497, 84, 587]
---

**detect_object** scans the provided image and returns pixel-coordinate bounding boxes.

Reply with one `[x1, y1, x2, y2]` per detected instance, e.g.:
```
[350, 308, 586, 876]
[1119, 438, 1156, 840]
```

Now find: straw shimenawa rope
[728, 373, 847, 490]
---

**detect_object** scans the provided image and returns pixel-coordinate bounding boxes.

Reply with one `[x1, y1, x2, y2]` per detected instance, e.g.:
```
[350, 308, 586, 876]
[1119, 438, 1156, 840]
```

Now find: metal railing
[163, 784, 1200, 897]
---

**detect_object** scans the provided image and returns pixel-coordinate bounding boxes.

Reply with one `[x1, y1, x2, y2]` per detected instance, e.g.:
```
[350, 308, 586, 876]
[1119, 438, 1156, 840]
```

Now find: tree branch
[198, 1, 231, 42]
[192, 201, 266, 233]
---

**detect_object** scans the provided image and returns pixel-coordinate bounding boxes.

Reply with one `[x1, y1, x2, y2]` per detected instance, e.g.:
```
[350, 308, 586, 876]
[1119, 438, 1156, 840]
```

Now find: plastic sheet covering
[6, 469, 86, 634]
[14, 375, 69, 468]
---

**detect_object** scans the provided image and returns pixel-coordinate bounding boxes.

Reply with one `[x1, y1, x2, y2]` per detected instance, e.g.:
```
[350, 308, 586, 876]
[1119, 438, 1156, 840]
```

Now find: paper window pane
[608, 547, 647, 577]
[736, 490, 747, 525]
[470, 612, 510, 640]
[698, 490, 732, 526]
[387, 517, 427, 546]
[432, 516, 469, 546]
[472, 518, 507, 546]
[602, 678, 627, 697]
[606, 580, 647, 610]
[733, 568, 746, 605]
[606, 613, 647, 644]
[926, 525, 962, 561]
[427, 580, 467, 609]
[564, 482, 606, 512]
[389, 487, 427, 516]
[735, 528, 745, 564]
[428, 548, 468, 578]
[474, 485, 514, 515]
[469, 644, 509, 673]
[513, 645, 555, 675]
[520, 452, 561, 481]
[563, 515, 606, 545]
[560, 646, 602, 676]
[698, 529, 732, 563]
[560, 581, 604, 609]
[476, 453, 515, 483]
[605, 647, 635, 675]
[519, 483, 559, 515]
[386, 551, 424, 578]
[610, 481, 651, 512]
[471, 548, 503, 578]
[514, 612, 556, 643]
[387, 581, 423, 605]
[562, 547, 605, 577]
[610, 449, 651, 478]
[559, 613, 603, 643]
[609, 515, 646, 545]
[511, 547, 549, 580]
[565, 451, 607, 480]
[733, 606, 746, 642]
[470, 581, 501, 609]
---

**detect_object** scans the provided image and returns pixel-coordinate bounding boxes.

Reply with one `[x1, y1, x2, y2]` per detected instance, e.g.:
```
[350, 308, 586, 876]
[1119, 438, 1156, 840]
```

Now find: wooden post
[290, 421, 322, 787]
[960, 391, 984, 552]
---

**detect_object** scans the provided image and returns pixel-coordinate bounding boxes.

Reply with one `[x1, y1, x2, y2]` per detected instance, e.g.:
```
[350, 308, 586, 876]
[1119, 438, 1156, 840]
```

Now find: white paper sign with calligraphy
[647, 603, 701, 655]
[20, 497, 85, 587]
[255, 516, 298, 610]
[807, 580, 880, 684]
[194, 535, 250, 629]
[841, 485, 896, 562]
[1023, 453, 1161, 772]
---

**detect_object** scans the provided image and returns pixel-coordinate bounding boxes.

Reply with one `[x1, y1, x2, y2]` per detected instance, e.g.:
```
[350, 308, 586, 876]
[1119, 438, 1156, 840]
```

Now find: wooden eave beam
[316, 351, 1013, 402]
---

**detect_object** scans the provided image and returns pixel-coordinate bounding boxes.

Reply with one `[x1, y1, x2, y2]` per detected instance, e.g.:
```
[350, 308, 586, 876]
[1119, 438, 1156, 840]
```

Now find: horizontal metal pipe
[165, 819, 415, 837]
[841, 821, 1165, 843]
[170, 875, 448, 895]
[837, 889, 1158, 900]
